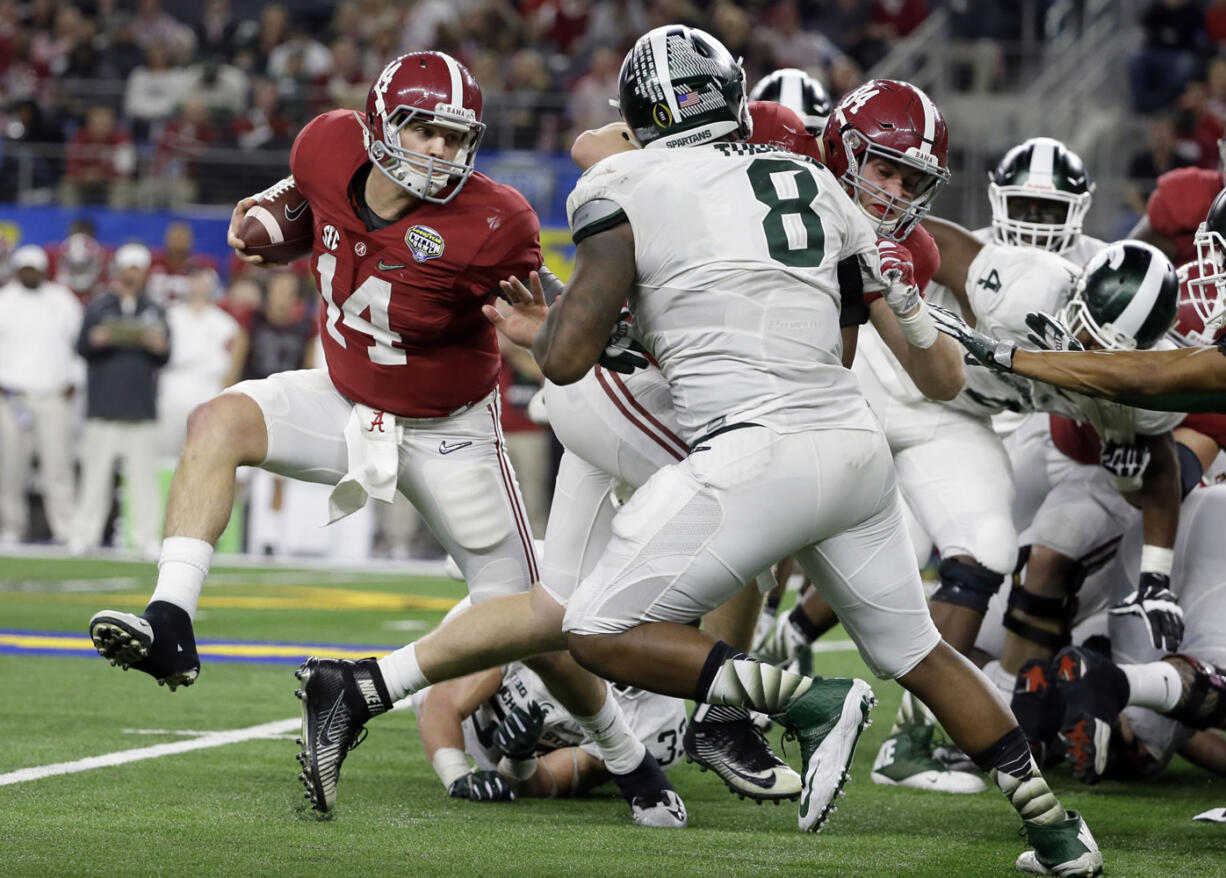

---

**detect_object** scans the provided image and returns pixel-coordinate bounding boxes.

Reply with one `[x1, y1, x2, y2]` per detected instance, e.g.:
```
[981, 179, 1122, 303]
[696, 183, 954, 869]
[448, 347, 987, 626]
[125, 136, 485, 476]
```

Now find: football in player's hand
[237, 180, 314, 265]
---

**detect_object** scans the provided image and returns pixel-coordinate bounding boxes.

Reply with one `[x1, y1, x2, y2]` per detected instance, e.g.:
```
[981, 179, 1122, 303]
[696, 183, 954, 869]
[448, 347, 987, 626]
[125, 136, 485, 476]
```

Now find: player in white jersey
[758, 139, 1111, 793]
[490, 25, 1101, 875]
[413, 599, 686, 801]
[1041, 485, 1226, 788]
[548, 81, 964, 804]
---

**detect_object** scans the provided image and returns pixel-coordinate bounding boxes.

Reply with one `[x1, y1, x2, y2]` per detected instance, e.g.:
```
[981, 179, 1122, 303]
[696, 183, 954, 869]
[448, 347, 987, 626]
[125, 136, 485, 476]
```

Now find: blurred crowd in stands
[0, 0, 948, 206]
[1125, 1, 1226, 218]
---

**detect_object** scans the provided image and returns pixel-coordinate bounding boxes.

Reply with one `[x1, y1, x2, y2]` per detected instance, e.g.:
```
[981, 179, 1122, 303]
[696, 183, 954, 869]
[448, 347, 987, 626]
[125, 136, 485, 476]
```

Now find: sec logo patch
[406, 225, 444, 263]
[321, 224, 340, 251]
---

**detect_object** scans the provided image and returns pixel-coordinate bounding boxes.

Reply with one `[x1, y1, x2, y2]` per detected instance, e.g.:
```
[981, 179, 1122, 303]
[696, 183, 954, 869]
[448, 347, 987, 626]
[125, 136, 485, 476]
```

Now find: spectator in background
[59, 105, 135, 208]
[1, 30, 52, 104]
[1125, 115, 1193, 220]
[581, 0, 649, 54]
[182, 55, 250, 117]
[1174, 79, 1225, 168]
[489, 48, 560, 151]
[147, 222, 217, 306]
[29, 3, 84, 77]
[54, 226, 109, 302]
[230, 78, 294, 151]
[228, 269, 315, 385]
[267, 28, 332, 81]
[567, 46, 621, 143]
[1129, 0, 1205, 114]
[130, 0, 196, 58]
[219, 273, 263, 323]
[1209, 0, 1226, 48]
[98, 13, 148, 81]
[194, 0, 241, 60]
[123, 43, 189, 138]
[497, 341, 550, 537]
[0, 99, 63, 199]
[246, 3, 290, 75]
[158, 268, 239, 458]
[147, 99, 220, 207]
[1204, 56, 1226, 127]
[0, 245, 82, 545]
[72, 243, 170, 558]
[764, 0, 861, 96]
[313, 37, 368, 114]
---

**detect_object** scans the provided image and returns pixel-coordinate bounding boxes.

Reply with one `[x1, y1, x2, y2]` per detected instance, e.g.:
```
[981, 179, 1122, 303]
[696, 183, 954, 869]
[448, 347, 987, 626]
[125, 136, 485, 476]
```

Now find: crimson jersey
[746, 100, 939, 295]
[290, 110, 542, 417]
[1147, 167, 1224, 265]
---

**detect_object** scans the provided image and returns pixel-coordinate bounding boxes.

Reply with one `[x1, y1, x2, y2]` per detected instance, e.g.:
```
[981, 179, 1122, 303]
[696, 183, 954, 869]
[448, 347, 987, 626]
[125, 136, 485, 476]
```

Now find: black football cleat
[294, 656, 392, 813]
[1054, 646, 1129, 784]
[610, 751, 687, 828]
[88, 600, 200, 691]
[684, 705, 802, 802]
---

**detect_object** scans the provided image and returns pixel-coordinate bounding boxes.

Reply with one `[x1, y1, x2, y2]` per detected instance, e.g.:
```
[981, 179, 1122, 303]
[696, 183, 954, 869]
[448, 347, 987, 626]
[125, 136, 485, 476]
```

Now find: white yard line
[0, 717, 300, 786]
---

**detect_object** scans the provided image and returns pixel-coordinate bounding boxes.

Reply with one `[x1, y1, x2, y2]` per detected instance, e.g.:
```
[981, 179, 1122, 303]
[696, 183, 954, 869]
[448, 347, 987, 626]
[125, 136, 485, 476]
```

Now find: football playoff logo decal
[652, 103, 673, 128]
[405, 225, 445, 263]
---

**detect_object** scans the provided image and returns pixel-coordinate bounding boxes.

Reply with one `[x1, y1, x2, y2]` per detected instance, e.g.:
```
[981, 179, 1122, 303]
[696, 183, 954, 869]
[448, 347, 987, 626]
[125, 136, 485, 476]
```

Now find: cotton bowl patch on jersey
[406, 225, 445, 262]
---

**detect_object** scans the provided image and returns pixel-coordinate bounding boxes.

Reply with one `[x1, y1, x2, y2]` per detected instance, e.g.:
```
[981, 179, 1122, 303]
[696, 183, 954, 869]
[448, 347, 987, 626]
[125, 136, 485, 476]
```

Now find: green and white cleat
[1017, 810, 1103, 876]
[870, 724, 986, 794]
[771, 677, 876, 832]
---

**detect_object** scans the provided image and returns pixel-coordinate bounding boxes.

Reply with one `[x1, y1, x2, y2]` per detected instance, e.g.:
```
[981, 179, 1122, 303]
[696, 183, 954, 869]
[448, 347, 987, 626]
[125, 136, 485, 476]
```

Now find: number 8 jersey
[291, 109, 542, 417]
[567, 143, 884, 442]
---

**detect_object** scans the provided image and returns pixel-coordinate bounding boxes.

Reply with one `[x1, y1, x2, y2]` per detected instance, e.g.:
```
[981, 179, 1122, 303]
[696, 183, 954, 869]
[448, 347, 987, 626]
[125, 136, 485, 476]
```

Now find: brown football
[237, 177, 315, 265]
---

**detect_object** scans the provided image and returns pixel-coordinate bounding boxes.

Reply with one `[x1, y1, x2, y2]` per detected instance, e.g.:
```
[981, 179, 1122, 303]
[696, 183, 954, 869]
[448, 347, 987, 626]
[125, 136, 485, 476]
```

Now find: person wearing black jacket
[70, 243, 171, 557]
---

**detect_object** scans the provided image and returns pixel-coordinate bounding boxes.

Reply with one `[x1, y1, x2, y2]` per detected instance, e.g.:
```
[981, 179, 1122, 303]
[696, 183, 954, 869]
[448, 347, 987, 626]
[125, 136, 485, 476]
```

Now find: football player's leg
[808, 491, 1101, 873]
[90, 369, 349, 690]
[565, 427, 890, 830]
[894, 422, 1017, 655]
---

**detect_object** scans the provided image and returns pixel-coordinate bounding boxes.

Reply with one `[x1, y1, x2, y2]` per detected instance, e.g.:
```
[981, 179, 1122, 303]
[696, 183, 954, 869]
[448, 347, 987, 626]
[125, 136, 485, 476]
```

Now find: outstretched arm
[1010, 346, 1226, 413]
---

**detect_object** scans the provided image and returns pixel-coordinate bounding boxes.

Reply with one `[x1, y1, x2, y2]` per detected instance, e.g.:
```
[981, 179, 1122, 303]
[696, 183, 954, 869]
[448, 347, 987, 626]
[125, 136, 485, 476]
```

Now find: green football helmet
[988, 137, 1094, 254]
[616, 25, 752, 149]
[1061, 241, 1178, 351]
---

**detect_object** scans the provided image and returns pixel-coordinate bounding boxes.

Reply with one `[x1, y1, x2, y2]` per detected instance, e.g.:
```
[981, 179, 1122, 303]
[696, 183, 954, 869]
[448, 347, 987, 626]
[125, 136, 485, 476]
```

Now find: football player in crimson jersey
[1128, 143, 1225, 265]
[86, 51, 686, 828]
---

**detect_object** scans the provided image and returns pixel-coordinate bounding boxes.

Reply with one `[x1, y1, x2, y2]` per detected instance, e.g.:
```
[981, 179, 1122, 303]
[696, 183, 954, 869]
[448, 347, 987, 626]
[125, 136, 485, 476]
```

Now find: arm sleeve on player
[570, 198, 629, 245]
[837, 255, 870, 327]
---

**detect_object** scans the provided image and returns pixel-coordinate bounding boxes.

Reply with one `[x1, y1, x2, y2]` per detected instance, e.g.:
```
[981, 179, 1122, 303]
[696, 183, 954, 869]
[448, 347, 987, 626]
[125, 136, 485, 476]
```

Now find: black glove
[598, 308, 650, 374]
[1099, 439, 1151, 480]
[928, 304, 1017, 371]
[493, 701, 547, 760]
[1109, 571, 1184, 653]
[1024, 312, 1085, 352]
[448, 769, 516, 802]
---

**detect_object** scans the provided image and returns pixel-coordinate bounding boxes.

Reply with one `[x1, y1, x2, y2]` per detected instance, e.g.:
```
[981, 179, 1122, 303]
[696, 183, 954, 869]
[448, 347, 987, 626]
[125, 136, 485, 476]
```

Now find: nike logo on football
[438, 440, 473, 455]
[284, 201, 309, 222]
[378, 260, 407, 271]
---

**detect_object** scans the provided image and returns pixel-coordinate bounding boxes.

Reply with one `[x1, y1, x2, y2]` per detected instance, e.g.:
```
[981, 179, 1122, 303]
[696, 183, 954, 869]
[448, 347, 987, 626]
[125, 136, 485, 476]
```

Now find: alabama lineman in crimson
[88, 51, 686, 826]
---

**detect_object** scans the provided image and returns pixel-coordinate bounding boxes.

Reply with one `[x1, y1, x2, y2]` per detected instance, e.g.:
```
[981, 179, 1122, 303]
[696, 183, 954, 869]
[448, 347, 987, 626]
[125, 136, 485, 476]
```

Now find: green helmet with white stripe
[989, 137, 1094, 254]
[1061, 241, 1178, 351]
[617, 25, 752, 150]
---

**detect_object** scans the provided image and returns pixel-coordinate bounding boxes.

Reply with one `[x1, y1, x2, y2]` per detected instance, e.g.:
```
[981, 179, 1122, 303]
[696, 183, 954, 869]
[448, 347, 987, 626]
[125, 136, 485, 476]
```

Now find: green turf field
[1, 555, 1222, 877]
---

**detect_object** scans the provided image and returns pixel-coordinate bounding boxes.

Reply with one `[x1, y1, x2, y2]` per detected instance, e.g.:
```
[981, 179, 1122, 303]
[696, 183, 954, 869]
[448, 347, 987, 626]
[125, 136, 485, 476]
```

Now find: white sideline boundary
[0, 717, 300, 786]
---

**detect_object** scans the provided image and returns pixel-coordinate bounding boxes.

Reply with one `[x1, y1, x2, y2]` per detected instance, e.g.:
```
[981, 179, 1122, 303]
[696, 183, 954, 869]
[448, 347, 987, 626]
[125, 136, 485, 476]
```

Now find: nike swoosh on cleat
[284, 201, 309, 222]
[318, 693, 345, 748]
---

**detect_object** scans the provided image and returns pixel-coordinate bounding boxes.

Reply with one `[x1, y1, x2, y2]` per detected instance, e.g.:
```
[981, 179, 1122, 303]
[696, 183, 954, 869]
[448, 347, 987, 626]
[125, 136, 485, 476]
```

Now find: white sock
[378, 643, 430, 702]
[983, 660, 1015, 700]
[1122, 661, 1182, 712]
[150, 537, 214, 619]
[573, 686, 646, 775]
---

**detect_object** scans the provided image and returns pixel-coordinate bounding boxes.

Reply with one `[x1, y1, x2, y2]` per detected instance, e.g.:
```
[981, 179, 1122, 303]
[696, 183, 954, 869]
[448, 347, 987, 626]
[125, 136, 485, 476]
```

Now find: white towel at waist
[327, 404, 400, 524]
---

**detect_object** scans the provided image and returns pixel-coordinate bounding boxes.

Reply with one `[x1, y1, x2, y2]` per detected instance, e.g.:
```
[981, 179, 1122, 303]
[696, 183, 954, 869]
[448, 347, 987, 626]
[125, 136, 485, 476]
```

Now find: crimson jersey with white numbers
[290, 110, 542, 417]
